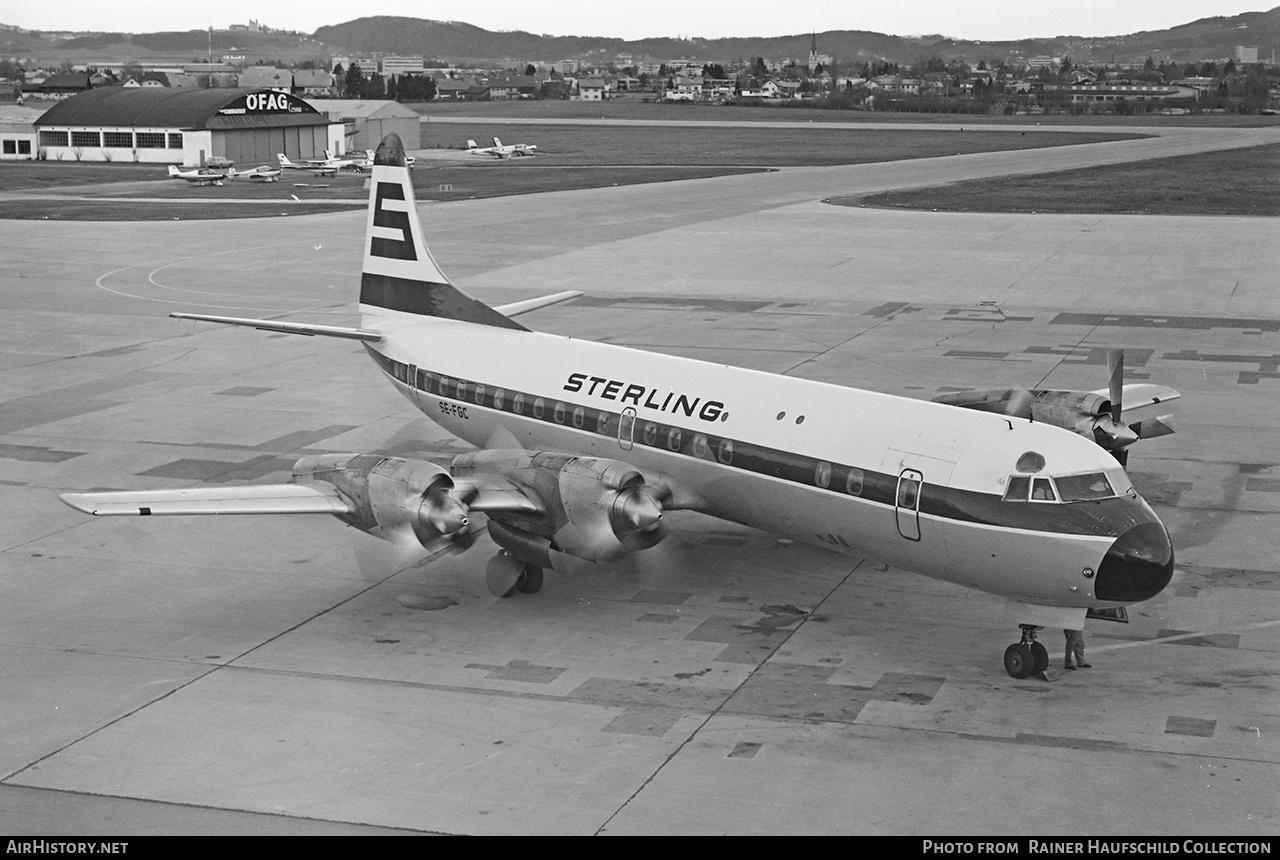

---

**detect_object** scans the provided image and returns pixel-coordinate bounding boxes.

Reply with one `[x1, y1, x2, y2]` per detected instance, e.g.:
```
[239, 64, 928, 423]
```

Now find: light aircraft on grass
[226, 165, 282, 182]
[64, 134, 1177, 679]
[467, 137, 536, 158]
[166, 165, 225, 186]
[277, 153, 338, 177]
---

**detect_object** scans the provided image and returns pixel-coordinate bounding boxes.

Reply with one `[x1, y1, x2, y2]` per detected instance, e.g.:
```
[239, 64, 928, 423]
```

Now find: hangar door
[218, 125, 328, 166]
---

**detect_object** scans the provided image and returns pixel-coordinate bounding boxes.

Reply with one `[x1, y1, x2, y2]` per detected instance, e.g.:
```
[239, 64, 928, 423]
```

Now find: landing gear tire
[1030, 641, 1049, 675]
[1003, 643, 1035, 679]
[516, 564, 544, 594]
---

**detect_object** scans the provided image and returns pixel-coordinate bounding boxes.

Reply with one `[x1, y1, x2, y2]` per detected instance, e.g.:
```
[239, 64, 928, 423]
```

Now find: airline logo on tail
[370, 182, 417, 261]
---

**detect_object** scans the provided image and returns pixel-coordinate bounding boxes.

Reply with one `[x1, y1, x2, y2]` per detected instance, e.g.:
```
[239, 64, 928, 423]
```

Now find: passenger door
[896, 468, 923, 541]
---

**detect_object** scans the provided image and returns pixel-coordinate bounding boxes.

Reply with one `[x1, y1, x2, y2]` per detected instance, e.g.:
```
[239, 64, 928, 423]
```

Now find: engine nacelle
[453, 451, 666, 565]
[293, 453, 469, 547]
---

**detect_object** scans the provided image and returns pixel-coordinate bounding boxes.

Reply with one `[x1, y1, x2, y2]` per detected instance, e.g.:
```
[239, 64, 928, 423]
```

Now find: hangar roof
[35, 87, 328, 130]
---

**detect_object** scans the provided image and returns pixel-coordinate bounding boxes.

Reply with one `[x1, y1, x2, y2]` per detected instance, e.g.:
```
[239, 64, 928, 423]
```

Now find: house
[576, 78, 607, 101]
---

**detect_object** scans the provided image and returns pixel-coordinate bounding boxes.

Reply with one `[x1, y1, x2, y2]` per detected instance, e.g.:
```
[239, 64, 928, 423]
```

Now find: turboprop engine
[291, 453, 470, 547]
[451, 451, 667, 569]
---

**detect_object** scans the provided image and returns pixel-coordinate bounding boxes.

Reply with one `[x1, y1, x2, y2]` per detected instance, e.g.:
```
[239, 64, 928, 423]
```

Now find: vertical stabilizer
[360, 134, 525, 330]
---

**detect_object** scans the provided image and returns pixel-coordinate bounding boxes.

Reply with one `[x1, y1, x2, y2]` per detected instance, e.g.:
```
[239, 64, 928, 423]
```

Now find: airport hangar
[32, 87, 345, 167]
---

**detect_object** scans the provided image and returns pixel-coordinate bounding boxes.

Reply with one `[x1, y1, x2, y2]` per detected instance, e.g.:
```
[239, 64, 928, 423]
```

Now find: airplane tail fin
[167, 165, 179, 176]
[278, 153, 292, 166]
[360, 134, 525, 331]
[466, 139, 478, 149]
[493, 137, 502, 147]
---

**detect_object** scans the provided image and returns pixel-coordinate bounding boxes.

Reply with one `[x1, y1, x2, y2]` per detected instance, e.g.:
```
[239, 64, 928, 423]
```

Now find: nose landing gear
[1003, 624, 1050, 679]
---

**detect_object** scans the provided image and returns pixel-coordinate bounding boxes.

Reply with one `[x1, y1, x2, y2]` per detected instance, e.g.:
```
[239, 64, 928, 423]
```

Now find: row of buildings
[0, 86, 420, 164]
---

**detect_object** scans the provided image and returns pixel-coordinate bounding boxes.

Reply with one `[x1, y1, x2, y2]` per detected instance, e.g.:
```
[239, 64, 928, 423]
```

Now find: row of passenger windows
[378, 354, 876, 499]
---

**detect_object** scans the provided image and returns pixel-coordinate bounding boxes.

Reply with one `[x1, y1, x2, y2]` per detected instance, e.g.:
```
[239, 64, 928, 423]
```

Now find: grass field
[414, 97, 1280, 128]
[0, 117, 1272, 220]
[846, 142, 1280, 216]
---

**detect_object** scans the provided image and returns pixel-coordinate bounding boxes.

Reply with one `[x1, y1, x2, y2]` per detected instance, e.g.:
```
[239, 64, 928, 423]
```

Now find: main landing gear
[1003, 624, 1049, 679]
[485, 551, 544, 598]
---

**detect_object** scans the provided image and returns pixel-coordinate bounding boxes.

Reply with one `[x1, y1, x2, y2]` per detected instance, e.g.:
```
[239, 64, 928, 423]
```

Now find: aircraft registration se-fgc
[63, 134, 1181, 679]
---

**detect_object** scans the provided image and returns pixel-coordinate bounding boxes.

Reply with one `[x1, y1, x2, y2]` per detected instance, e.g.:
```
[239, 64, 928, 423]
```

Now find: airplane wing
[61, 484, 352, 516]
[170, 313, 383, 341]
[62, 475, 546, 518]
[493, 291, 583, 317]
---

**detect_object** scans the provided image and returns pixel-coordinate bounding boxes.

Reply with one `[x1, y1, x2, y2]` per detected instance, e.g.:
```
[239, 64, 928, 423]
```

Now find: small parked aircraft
[166, 165, 225, 186]
[225, 165, 283, 182]
[467, 137, 536, 158]
[277, 153, 338, 177]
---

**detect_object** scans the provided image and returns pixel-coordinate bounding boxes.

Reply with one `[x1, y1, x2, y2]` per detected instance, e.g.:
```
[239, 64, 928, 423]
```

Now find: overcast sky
[10, 2, 1279, 43]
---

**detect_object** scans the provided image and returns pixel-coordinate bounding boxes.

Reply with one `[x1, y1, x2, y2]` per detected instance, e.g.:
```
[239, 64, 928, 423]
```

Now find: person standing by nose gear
[1064, 628, 1091, 670]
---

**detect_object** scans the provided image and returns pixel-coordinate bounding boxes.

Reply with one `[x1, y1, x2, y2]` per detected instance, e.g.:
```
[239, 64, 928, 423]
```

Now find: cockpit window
[1055, 472, 1116, 502]
[1030, 477, 1057, 502]
[1003, 474, 1030, 501]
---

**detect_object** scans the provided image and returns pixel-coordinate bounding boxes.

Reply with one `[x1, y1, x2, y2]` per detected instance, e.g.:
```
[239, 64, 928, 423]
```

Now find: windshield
[1055, 472, 1116, 502]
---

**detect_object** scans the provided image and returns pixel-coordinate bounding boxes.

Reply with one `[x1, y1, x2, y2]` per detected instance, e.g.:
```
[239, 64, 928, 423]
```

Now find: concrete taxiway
[2, 123, 1279, 835]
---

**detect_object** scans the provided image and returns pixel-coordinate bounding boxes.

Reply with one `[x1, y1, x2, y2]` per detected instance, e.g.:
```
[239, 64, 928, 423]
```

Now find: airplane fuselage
[363, 310, 1173, 612]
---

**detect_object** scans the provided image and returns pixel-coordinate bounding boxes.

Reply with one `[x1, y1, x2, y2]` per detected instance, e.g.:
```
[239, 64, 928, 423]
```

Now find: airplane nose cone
[1094, 521, 1174, 602]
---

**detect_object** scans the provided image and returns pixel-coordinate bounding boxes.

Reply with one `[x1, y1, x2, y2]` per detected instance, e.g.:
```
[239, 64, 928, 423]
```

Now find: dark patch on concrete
[136, 455, 293, 483]
[0, 396, 118, 435]
[601, 705, 684, 737]
[570, 677, 730, 711]
[570, 295, 770, 313]
[1172, 565, 1280, 597]
[684, 605, 808, 664]
[864, 302, 919, 318]
[215, 386, 275, 397]
[1052, 312, 1280, 334]
[1024, 345, 1155, 372]
[1127, 471, 1191, 507]
[631, 590, 694, 605]
[472, 659, 567, 684]
[1245, 477, 1280, 493]
[1165, 716, 1217, 737]
[374, 638, 400, 645]
[673, 668, 710, 679]
[1162, 349, 1280, 384]
[1013, 733, 1128, 751]
[1238, 464, 1271, 475]
[944, 350, 1009, 359]
[941, 308, 1034, 323]
[397, 593, 459, 611]
[1156, 629, 1241, 649]
[152, 424, 360, 454]
[717, 595, 750, 604]
[728, 741, 762, 758]
[0, 443, 84, 463]
[724, 666, 945, 723]
[638, 613, 679, 624]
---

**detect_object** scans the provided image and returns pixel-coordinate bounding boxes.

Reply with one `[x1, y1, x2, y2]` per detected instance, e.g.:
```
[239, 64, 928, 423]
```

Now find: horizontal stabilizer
[170, 313, 382, 341]
[493, 291, 584, 318]
[60, 484, 352, 517]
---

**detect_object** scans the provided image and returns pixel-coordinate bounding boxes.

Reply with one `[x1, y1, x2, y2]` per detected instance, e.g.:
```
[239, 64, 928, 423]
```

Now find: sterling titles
[564, 373, 726, 423]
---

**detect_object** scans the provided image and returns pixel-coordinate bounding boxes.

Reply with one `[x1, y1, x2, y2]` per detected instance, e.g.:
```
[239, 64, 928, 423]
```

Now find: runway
[2, 123, 1279, 835]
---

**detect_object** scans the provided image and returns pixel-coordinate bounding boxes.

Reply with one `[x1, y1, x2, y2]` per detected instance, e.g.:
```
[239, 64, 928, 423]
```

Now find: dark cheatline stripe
[364, 346, 1140, 540]
[359, 272, 527, 331]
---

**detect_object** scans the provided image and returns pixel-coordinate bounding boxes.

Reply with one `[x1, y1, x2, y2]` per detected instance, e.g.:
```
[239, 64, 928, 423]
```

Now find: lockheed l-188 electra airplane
[64, 134, 1179, 679]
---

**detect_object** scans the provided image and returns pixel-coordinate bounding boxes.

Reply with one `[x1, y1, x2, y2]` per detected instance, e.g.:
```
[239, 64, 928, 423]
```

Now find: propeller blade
[1005, 387, 1034, 420]
[1107, 349, 1124, 425]
[485, 551, 524, 597]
